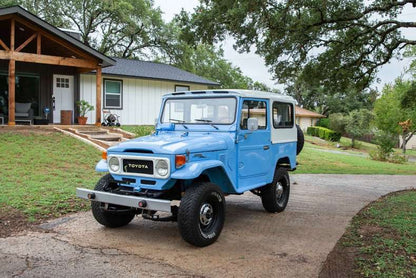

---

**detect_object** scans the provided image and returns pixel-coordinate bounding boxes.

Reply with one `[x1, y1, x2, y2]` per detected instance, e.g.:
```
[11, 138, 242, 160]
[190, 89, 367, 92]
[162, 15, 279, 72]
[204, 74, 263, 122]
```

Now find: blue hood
[108, 132, 231, 154]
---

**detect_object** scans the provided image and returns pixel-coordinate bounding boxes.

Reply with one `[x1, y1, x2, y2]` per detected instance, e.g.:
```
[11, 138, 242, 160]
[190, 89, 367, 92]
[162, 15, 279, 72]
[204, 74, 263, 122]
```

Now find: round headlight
[155, 160, 169, 176]
[109, 157, 120, 172]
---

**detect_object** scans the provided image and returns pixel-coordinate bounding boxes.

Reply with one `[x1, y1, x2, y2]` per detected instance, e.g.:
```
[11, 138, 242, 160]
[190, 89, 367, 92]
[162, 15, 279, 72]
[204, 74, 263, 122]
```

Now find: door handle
[263, 145, 270, 150]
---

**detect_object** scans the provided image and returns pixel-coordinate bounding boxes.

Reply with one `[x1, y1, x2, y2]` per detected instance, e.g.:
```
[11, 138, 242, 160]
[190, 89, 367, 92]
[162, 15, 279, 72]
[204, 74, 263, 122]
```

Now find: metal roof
[0, 6, 115, 67]
[164, 89, 296, 103]
[100, 58, 219, 86]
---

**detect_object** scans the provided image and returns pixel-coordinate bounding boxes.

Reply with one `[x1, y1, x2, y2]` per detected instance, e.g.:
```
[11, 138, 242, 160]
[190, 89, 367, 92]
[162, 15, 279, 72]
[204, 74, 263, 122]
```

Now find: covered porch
[0, 6, 114, 125]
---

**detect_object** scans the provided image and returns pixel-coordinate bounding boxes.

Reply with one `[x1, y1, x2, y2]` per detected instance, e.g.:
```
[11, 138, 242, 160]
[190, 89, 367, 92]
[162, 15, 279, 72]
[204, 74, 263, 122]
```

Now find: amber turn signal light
[175, 155, 186, 168]
[102, 151, 107, 160]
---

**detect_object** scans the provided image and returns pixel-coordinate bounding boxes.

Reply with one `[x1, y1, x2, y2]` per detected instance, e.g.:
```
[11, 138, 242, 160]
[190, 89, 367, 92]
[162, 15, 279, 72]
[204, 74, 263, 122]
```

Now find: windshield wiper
[169, 118, 188, 129]
[194, 119, 219, 130]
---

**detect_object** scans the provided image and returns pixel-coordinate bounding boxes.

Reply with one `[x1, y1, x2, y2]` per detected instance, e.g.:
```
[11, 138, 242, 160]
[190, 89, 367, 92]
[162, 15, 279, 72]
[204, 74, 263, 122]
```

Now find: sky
[154, 0, 416, 91]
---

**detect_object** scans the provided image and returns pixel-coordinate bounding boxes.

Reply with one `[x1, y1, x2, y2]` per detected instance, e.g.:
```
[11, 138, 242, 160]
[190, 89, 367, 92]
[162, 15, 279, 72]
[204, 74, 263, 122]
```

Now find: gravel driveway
[1, 174, 415, 278]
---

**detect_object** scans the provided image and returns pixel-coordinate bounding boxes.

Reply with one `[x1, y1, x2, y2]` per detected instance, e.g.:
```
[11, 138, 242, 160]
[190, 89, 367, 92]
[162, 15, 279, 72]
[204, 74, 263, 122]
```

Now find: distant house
[295, 106, 325, 131]
[400, 136, 416, 150]
[0, 6, 217, 126]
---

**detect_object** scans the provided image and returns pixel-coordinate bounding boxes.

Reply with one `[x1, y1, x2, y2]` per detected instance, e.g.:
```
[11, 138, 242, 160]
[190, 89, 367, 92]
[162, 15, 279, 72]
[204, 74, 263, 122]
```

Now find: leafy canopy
[180, 0, 416, 92]
[374, 78, 416, 135]
[0, 0, 278, 90]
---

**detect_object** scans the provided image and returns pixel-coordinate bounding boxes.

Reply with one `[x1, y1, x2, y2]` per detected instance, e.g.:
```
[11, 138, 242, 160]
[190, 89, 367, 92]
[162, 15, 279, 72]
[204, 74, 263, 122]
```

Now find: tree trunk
[401, 131, 415, 154]
[402, 137, 406, 154]
[351, 136, 355, 148]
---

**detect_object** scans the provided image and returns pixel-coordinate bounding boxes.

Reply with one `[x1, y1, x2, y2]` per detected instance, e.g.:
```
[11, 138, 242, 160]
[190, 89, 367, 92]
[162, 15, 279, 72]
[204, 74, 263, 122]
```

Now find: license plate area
[122, 159, 153, 175]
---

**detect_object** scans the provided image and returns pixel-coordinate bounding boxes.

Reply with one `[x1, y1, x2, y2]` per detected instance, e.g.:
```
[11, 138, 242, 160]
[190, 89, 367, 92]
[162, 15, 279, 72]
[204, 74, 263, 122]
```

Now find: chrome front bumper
[76, 188, 173, 212]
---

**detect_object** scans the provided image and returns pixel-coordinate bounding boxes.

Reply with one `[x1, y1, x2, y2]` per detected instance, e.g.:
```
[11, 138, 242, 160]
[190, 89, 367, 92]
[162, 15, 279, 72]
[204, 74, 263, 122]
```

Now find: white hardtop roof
[164, 89, 296, 103]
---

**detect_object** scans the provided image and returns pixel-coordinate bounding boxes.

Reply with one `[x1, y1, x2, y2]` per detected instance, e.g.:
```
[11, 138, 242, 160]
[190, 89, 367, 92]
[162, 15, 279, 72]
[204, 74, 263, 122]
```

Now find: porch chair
[15, 102, 34, 123]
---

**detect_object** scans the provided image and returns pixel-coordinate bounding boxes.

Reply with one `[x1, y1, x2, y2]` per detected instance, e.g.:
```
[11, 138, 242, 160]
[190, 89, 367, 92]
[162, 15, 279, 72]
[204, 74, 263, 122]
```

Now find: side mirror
[247, 118, 258, 131]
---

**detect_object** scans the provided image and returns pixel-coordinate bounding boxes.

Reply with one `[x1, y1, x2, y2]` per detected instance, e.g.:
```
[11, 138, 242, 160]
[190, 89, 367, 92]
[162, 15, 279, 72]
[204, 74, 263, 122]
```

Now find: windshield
[161, 97, 237, 125]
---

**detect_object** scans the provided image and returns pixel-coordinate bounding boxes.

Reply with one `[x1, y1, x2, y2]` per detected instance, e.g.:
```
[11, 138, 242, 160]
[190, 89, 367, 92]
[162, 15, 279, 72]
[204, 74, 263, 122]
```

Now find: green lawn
[296, 142, 416, 175]
[306, 135, 416, 157]
[340, 190, 416, 277]
[0, 131, 102, 221]
[1, 130, 414, 223]
[120, 125, 154, 137]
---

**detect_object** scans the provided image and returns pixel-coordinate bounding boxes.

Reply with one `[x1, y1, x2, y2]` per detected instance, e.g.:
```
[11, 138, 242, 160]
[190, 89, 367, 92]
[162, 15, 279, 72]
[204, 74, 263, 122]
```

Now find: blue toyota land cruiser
[77, 90, 304, 247]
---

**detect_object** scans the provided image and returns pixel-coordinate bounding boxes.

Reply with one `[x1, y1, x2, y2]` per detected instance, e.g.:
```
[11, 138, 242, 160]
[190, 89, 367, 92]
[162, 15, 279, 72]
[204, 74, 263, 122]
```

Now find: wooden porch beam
[14, 17, 95, 61]
[8, 59, 15, 126]
[10, 18, 14, 51]
[95, 67, 102, 126]
[37, 33, 41, 54]
[0, 50, 98, 69]
[0, 38, 9, 51]
[0, 15, 13, 21]
[15, 33, 37, 52]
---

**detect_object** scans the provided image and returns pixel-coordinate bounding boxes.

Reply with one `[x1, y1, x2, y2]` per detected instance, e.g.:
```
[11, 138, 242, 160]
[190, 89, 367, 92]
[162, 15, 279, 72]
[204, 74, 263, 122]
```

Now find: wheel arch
[171, 160, 236, 194]
[198, 166, 235, 194]
[275, 156, 292, 169]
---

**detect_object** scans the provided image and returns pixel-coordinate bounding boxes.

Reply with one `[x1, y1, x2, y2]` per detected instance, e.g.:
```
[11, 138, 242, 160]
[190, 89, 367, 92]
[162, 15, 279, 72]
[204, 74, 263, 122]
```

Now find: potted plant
[76, 100, 94, 125]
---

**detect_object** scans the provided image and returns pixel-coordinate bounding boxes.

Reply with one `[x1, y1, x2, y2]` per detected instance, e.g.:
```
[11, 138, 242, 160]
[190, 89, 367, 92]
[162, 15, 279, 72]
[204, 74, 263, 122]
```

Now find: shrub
[317, 118, 330, 128]
[307, 126, 341, 142]
[369, 131, 402, 163]
[329, 113, 347, 134]
[390, 153, 408, 164]
[132, 125, 154, 137]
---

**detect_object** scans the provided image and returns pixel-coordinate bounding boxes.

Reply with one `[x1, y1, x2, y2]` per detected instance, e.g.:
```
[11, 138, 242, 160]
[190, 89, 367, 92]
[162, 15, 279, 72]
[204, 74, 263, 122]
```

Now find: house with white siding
[0, 6, 217, 126]
[80, 58, 218, 125]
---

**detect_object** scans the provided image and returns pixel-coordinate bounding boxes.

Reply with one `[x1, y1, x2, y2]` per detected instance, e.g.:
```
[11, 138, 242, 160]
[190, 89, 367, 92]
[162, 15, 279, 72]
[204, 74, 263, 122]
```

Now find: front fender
[171, 160, 225, 180]
[95, 159, 109, 172]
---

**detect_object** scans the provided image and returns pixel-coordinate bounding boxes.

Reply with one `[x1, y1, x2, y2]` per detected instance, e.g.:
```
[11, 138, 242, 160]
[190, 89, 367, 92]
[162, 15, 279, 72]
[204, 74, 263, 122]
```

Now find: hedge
[307, 126, 341, 142]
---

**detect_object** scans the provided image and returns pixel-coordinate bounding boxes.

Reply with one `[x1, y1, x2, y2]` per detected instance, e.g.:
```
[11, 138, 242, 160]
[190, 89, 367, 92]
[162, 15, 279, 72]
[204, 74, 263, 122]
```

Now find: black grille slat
[122, 159, 153, 175]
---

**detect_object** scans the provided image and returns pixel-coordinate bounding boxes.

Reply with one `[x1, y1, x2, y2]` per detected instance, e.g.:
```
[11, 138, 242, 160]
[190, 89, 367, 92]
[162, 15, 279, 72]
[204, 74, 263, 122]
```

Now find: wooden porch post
[8, 19, 15, 125]
[8, 59, 15, 126]
[95, 67, 102, 126]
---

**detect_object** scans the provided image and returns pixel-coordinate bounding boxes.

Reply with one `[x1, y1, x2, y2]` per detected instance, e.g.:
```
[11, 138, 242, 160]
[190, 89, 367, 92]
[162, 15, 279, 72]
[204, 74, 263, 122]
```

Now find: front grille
[122, 159, 154, 175]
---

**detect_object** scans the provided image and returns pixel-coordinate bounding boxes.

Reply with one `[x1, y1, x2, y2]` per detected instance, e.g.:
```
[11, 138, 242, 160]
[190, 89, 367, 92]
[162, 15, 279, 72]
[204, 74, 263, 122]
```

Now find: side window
[240, 100, 267, 130]
[104, 79, 122, 109]
[273, 102, 294, 128]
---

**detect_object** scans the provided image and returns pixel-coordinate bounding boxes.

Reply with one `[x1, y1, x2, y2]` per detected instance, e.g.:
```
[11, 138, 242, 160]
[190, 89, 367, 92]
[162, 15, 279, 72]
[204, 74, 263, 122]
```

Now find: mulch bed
[0, 206, 38, 238]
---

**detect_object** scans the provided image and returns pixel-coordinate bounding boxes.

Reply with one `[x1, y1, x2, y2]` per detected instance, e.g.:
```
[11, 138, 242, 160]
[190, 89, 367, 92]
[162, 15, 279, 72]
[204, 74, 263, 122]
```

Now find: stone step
[78, 130, 108, 135]
[90, 134, 123, 141]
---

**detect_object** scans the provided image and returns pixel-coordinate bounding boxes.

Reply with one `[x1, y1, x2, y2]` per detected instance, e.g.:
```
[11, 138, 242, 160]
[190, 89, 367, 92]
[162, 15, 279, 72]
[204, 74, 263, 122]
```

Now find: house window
[273, 102, 294, 128]
[56, 78, 69, 88]
[240, 100, 267, 130]
[104, 79, 122, 109]
[175, 85, 190, 92]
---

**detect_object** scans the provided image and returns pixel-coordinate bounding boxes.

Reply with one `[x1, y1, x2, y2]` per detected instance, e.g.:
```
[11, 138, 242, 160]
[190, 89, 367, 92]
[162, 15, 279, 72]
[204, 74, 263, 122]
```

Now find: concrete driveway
[1, 174, 415, 277]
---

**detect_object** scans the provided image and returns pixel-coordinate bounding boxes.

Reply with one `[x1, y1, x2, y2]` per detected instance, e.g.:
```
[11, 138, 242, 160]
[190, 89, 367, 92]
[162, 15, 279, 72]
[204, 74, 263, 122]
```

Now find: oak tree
[180, 0, 416, 92]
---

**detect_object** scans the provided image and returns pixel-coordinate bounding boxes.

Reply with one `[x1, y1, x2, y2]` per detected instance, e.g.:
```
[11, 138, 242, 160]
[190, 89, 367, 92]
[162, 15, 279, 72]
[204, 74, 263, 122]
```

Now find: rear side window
[273, 102, 294, 128]
[240, 100, 267, 130]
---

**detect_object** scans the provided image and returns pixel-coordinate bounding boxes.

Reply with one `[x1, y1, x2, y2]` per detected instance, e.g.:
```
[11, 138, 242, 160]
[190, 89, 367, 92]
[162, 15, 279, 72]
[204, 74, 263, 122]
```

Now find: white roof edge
[163, 89, 296, 103]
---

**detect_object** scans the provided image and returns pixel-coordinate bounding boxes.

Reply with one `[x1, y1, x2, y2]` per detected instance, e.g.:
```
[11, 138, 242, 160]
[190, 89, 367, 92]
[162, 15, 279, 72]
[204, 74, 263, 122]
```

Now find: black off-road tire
[296, 124, 304, 155]
[261, 168, 290, 213]
[91, 174, 136, 228]
[178, 182, 225, 247]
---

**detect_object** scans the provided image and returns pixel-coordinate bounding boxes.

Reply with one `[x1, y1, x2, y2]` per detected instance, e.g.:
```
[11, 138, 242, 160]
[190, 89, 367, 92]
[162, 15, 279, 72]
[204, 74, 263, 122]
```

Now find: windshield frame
[160, 96, 238, 125]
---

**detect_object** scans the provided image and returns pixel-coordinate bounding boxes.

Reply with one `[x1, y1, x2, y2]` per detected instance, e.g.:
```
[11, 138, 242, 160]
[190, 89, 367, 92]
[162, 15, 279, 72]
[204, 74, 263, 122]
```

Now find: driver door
[237, 99, 272, 191]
